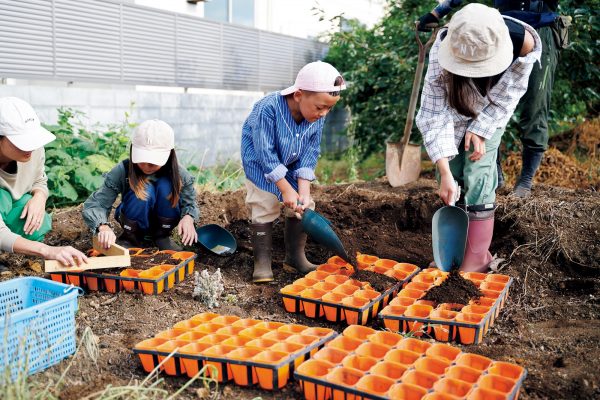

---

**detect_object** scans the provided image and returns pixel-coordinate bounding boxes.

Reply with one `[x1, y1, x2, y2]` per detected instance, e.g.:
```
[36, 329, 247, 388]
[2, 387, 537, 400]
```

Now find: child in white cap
[83, 119, 199, 251]
[416, 3, 541, 272]
[241, 61, 346, 282]
[0, 97, 88, 267]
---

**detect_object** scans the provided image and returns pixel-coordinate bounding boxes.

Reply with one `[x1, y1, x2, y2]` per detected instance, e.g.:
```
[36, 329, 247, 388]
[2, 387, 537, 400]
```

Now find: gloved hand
[417, 12, 439, 32]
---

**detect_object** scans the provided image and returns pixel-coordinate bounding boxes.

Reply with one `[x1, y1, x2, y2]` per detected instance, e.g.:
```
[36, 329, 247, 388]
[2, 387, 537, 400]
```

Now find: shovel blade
[301, 209, 350, 262]
[196, 224, 237, 256]
[386, 142, 422, 187]
[432, 206, 469, 272]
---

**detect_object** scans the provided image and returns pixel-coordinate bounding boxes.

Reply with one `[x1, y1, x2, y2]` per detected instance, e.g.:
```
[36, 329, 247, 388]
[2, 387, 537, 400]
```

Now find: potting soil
[351, 268, 397, 292]
[422, 269, 482, 305]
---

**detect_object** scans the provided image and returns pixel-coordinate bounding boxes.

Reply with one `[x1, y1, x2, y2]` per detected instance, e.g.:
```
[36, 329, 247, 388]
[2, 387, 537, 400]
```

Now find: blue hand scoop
[196, 224, 237, 256]
[301, 209, 350, 262]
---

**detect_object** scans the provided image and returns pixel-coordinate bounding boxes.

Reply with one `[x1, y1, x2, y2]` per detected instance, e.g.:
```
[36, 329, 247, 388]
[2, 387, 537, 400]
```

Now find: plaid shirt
[416, 17, 542, 164]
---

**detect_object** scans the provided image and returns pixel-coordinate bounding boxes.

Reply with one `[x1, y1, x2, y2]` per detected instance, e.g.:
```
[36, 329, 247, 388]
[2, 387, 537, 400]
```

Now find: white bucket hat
[0, 97, 56, 152]
[131, 119, 175, 166]
[438, 3, 513, 78]
[281, 61, 346, 95]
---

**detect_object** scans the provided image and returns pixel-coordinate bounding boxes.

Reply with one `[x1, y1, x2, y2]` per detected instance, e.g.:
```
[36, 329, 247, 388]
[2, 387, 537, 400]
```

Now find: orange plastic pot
[342, 325, 376, 341]
[368, 331, 403, 347]
[333, 284, 359, 296]
[355, 342, 390, 360]
[467, 387, 509, 400]
[231, 318, 261, 328]
[342, 296, 370, 325]
[156, 340, 190, 375]
[216, 326, 245, 336]
[238, 327, 270, 339]
[374, 258, 397, 270]
[455, 353, 493, 371]
[296, 359, 332, 400]
[255, 321, 285, 330]
[485, 274, 510, 284]
[445, 365, 482, 384]
[425, 343, 461, 362]
[190, 312, 219, 323]
[324, 275, 348, 285]
[390, 297, 416, 307]
[286, 334, 319, 355]
[211, 315, 241, 325]
[306, 270, 331, 281]
[281, 284, 305, 313]
[380, 305, 407, 332]
[300, 288, 326, 318]
[221, 336, 251, 347]
[317, 263, 342, 274]
[263, 330, 293, 342]
[462, 304, 491, 316]
[393, 263, 419, 275]
[455, 313, 485, 344]
[327, 255, 352, 268]
[470, 297, 496, 307]
[355, 289, 381, 301]
[405, 281, 432, 292]
[414, 299, 436, 307]
[480, 281, 506, 292]
[412, 273, 436, 285]
[401, 370, 439, 390]
[397, 338, 432, 354]
[463, 271, 487, 281]
[432, 378, 473, 398]
[387, 383, 428, 400]
[271, 341, 303, 355]
[314, 281, 337, 292]
[342, 355, 378, 372]
[193, 322, 226, 333]
[398, 288, 424, 300]
[294, 277, 318, 287]
[176, 331, 207, 342]
[387, 269, 409, 281]
[322, 292, 345, 322]
[173, 319, 202, 331]
[313, 347, 348, 365]
[245, 338, 277, 350]
[197, 334, 230, 345]
[357, 254, 378, 270]
[172, 250, 195, 276]
[227, 347, 262, 386]
[383, 349, 420, 366]
[327, 336, 362, 352]
[326, 367, 364, 400]
[278, 323, 308, 334]
[128, 247, 143, 256]
[303, 327, 333, 339]
[422, 392, 458, 400]
[179, 342, 212, 377]
[429, 309, 458, 342]
[156, 328, 188, 339]
[414, 356, 451, 376]
[154, 264, 175, 288]
[120, 269, 140, 291]
[369, 361, 407, 380]
[102, 274, 120, 293]
[479, 374, 517, 394]
[252, 350, 290, 389]
[135, 337, 168, 372]
[404, 304, 434, 336]
[438, 303, 465, 312]
[83, 276, 99, 291]
[200, 344, 237, 382]
[356, 374, 395, 397]
[138, 269, 163, 295]
[487, 361, 525, 380]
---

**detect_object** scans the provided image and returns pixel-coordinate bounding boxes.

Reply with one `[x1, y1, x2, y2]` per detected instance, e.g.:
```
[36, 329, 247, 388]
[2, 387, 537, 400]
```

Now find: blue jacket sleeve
[294, 123, 323, 181]
[252, 103, 288, 183]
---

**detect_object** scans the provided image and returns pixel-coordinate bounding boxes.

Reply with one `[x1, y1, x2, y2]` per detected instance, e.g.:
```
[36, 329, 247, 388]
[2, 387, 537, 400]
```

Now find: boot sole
[253, 277, 274, 283]
[283, 262, 316, 275]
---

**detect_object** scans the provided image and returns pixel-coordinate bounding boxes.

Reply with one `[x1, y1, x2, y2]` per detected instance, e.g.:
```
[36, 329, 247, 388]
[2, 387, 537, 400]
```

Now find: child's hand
[297, 178, 311, 214]
[282, 189, 300, 210]
[97, 225, 116, 249]
[178, 215, 198, 246]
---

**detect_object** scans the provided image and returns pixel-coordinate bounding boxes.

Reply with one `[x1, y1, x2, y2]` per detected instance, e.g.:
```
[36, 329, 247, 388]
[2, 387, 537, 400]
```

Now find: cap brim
[6, 126, 56, 152]
[438, 39, 513, 78]
[280, 85, 297, 96]
[131, 147, 170, 166]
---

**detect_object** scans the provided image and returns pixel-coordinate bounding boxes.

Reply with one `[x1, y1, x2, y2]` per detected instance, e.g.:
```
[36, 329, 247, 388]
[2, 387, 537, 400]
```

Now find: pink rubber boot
[461, 211, 494, 273]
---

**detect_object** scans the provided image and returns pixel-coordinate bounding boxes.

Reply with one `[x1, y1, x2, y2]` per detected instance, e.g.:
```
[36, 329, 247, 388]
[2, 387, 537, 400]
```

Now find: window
[204, 0, 254, 27]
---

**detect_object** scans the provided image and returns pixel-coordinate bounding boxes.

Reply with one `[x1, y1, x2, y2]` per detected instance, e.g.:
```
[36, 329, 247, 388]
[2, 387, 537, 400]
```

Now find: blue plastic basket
[0, 277, 81, 380]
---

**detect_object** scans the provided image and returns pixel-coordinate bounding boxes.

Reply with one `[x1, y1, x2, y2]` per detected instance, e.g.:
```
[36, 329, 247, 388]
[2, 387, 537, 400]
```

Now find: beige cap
[438, 3, 513, 78]
[131, 119, 175, 166]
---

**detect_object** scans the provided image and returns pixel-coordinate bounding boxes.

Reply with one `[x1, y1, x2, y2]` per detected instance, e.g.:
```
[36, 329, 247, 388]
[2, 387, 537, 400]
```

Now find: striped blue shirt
[241, 92, 325, 199]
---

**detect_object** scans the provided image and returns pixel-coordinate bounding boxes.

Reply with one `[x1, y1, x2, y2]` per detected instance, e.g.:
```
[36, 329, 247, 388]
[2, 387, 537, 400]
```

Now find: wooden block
[44, 238, 131, 273]
[93, 237, 128, 256]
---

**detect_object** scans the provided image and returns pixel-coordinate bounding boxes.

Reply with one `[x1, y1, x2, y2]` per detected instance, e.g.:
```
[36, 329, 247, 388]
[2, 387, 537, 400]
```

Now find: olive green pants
[0, 189, 52, 241]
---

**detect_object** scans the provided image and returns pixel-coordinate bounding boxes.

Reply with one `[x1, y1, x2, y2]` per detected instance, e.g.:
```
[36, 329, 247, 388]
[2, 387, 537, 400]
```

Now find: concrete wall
[0, 85, 263, 167]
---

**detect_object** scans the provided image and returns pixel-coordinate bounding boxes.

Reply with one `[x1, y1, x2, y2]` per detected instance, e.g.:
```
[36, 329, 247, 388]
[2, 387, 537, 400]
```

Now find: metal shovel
[431, 183, 469, 272]
[386, 24, 438, 187]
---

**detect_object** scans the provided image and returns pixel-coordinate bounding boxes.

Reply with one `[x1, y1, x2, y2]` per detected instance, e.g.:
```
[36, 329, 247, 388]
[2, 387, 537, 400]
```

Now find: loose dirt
[351, 268, 397, 292]
[422, 269, 483, 305]
[1, 179, 599, 399]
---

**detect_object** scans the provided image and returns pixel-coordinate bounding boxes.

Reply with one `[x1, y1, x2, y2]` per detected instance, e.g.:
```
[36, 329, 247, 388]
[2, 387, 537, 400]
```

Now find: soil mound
[422, 269, 482, 305]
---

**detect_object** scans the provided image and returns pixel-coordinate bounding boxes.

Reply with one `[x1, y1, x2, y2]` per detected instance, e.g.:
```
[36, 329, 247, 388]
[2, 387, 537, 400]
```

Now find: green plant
[43, 108, 134, 207]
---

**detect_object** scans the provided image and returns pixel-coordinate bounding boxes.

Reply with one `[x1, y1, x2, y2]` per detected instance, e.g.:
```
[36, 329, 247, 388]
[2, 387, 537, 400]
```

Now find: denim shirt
[82, 161, 199, 233]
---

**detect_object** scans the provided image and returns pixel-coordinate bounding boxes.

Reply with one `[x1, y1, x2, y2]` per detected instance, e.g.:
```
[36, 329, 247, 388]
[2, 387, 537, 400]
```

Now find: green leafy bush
[43, 108, 133, 207]
[325, 0, 599, 159]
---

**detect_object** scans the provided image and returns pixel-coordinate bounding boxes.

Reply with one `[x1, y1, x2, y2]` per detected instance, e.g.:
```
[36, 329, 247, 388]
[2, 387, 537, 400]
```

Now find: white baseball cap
[0, 97, 56, 152]
[438, 3, 513, 78]
[280, 61, 346, 96]
[131, 119, 175, 166]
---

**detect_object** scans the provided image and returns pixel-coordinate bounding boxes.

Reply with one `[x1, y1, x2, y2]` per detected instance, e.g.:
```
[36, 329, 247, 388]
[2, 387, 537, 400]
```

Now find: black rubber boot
[117, 213, 142, 248]
[283, 217, 317, 274]
[514, 148, 544, 198]
[153, 216, 183, 251]
[496, 148, 505, 189]
[251, 222, 273, 283]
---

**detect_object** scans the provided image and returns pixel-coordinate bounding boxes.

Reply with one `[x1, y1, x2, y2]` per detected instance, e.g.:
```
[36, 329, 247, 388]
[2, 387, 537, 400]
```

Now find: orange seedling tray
[294, 326, 527, 400]
[49, 250, 196, 295]
[378, 270, 513, 344]
[280, 256, 420, 326]
[132, 313, 337, 391]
